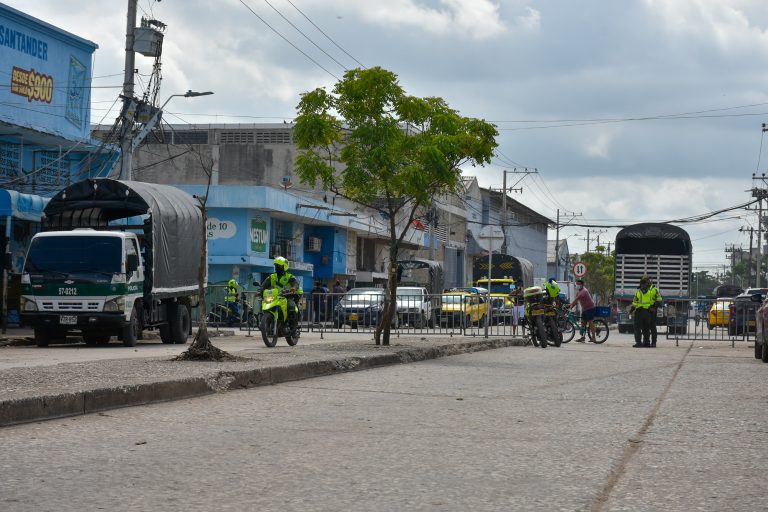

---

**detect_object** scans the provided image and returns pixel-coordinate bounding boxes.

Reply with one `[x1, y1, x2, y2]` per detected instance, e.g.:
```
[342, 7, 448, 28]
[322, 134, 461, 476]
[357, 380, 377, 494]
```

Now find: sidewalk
[0, 331, 525, 427]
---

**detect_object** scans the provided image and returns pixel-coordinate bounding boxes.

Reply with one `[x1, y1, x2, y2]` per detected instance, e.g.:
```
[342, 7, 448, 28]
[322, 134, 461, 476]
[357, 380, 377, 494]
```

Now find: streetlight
[120, 90, 214, 180]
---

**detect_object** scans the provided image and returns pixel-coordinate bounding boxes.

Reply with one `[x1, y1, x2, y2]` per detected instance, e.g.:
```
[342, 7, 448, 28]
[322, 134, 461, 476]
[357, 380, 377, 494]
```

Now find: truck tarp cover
[43, 179, 202, 295]
[615, 223, 691, 255]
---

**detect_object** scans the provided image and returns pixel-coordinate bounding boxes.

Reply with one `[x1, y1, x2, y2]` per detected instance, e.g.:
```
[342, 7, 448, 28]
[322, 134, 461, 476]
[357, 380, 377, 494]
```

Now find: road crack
[591, 341, 694, 511]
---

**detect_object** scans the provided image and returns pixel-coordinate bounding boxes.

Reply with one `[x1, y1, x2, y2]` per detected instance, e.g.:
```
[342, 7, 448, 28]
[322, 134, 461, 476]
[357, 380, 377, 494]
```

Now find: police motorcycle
[206, 294, 259, 329]
[259, 286, 301, 348]
[523, 286, 562, 348]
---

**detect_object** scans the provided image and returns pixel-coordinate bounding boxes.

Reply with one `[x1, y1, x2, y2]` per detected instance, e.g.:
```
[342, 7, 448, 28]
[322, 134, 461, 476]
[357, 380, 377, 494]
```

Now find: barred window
[0, 144, 20, 179]
[220, 131, 254, 144]
[172, 131, 209, 145]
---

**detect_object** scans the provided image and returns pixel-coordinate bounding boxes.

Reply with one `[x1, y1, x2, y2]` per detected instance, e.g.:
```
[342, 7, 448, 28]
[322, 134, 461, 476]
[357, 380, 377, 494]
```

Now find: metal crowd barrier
[302, 291, 527, 338]
[614, 297, 761, 346]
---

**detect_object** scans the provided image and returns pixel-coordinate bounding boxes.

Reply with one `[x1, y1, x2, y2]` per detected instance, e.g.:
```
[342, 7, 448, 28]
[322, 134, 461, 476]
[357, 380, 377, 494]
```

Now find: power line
[283, 0, 366, 69]
[238, 0, 340, 81]
[260, 0, 348, 71]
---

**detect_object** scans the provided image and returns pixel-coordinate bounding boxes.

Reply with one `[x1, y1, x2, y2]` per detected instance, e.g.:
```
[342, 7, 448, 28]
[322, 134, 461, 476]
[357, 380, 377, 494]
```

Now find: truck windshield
[25, 236, 122, 275]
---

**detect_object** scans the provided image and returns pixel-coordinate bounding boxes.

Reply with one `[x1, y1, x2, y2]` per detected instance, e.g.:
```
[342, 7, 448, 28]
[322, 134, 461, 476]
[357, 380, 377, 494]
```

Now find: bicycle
[560, 309, 609, 344]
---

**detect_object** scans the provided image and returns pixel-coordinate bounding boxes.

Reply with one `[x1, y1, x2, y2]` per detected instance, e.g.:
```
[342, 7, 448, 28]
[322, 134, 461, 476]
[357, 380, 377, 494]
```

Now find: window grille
[220, 131, 254, 144]
[0, 144, 20, 179]
[172, 131, 208, 145]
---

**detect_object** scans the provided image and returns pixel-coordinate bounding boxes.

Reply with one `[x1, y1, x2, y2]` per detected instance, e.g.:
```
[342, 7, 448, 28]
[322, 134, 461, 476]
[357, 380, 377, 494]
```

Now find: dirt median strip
[0, 337, 523, 427]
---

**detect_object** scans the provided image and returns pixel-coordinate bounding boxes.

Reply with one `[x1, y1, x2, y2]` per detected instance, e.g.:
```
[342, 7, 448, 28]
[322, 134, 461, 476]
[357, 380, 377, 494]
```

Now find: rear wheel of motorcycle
[247, 312, 259, 329]
[561, 322, 575, 343]
[548, 317, 562, 347]
[260, 314, 278, 348]
[535, 316, 548, 348]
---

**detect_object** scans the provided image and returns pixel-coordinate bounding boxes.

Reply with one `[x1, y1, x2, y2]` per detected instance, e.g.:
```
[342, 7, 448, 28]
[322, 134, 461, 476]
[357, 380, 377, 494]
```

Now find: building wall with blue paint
[0, 4, 97, 140]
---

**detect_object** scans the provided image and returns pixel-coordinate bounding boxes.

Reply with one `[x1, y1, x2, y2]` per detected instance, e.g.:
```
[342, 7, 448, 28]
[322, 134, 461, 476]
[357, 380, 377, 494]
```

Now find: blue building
[0, 5, 112, 324]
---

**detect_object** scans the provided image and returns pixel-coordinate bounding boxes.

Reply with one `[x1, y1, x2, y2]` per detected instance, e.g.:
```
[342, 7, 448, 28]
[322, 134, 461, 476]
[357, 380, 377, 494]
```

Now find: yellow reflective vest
[632, 288, 654, 310]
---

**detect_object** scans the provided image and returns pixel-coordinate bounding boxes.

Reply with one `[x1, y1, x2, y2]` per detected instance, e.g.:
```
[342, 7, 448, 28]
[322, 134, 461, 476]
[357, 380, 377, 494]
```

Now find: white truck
[20, 179, 203, 347]
[614, 223, 692, 335]
[395, 286, 433, 328]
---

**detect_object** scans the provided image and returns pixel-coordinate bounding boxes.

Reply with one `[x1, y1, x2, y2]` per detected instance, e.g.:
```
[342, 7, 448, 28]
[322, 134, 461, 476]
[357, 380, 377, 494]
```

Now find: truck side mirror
[126, 254, 139, 272]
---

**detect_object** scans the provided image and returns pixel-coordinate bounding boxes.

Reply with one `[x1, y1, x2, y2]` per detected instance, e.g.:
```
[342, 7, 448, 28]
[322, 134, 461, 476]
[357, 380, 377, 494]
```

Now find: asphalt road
[1, 337, 764, 511]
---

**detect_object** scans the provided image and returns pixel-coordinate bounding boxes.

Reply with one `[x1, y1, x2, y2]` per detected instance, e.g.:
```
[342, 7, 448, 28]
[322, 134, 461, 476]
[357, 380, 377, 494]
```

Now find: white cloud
[361, 0, 506, 40]
[514, 7, 541, 33]
[585, 133, 614, 159]
[644, 0, 768, 53]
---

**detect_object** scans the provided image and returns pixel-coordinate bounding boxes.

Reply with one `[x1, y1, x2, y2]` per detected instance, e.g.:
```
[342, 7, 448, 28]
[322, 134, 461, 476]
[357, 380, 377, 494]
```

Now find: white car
[396, 286, 433, 328]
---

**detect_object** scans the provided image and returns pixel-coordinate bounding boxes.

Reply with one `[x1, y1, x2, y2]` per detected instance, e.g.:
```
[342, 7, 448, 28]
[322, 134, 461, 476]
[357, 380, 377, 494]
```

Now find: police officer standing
[630, 276, 653, 347]
[648, 279, 663, 347]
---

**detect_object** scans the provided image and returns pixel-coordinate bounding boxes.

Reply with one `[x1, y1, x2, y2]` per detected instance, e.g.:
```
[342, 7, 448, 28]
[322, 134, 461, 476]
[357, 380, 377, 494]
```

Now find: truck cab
[19, 178, 202, 348]
[21, 230, 145, 346]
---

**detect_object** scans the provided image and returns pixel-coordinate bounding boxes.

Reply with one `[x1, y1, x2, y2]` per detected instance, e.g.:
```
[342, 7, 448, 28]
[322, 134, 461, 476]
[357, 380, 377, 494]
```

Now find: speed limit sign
[573, 261, 587, 278]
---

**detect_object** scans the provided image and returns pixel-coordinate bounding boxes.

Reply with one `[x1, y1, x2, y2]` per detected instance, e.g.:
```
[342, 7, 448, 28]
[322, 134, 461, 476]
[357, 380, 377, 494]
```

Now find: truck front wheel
[122, 307, 139, 347]
[34, 328, 50, 347]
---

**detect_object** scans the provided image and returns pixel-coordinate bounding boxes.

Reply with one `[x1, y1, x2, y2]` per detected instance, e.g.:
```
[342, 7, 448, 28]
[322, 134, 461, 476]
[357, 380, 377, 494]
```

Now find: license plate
[59, 315, 77, 325]
[349, 313, 358, 321]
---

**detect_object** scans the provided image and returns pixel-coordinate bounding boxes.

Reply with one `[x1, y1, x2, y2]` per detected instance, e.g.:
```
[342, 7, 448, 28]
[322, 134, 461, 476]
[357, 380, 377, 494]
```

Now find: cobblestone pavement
[0, 340, 764, 511]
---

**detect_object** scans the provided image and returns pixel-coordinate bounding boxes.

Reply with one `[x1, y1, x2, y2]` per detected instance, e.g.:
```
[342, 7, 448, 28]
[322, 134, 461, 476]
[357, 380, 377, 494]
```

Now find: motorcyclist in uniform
[260, 256, 303, 335]
[224, 278, 241, 321]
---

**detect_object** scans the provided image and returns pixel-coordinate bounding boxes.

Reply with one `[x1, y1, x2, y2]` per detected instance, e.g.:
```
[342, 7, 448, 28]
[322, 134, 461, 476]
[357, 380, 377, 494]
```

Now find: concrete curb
[0, 337, 523, 427]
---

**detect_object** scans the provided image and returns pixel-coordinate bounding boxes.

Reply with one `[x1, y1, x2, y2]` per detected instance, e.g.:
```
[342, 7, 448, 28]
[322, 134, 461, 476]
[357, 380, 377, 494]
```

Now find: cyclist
[260, 256, 303, 336]
[568, 278, 596, 342]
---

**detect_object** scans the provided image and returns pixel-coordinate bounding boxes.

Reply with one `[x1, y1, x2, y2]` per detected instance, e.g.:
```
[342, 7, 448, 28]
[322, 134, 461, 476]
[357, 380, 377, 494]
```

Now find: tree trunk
[174, 191, 235, 362]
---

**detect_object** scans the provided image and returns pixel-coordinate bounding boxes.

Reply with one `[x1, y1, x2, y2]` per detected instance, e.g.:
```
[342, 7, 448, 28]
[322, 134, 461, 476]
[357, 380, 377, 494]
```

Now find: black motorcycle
[523, 287, 562, 348]
[206, 295, 259, 328]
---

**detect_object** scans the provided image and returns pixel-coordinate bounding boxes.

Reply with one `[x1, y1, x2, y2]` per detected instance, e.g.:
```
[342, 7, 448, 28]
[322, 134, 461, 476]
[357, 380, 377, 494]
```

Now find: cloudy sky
[10, 0, 768, 275]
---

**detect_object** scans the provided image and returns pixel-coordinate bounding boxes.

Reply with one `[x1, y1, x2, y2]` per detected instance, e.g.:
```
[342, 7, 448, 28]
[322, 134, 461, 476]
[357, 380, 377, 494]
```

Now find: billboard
[0, 5, 97, 140]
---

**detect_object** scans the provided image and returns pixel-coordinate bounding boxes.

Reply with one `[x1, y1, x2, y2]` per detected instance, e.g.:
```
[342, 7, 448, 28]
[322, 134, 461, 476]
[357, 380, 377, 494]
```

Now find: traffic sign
[573, 261, 587, 278]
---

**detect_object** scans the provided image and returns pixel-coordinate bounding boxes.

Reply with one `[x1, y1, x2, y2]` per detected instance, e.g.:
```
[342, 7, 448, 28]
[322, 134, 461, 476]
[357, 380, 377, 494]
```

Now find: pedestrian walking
[311, 280, 328, 323]
[568, 278, 597, 342]
[630, 276, 654, 347]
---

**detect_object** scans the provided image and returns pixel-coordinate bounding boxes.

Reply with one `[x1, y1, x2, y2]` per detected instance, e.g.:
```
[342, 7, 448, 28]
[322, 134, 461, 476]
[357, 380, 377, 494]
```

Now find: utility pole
[119, 0, 138, 180]
[555, 209, 582, 280]
[499, 168, 530, 254]
[739, 226, 755, 287]
[752, 173, 768, 287]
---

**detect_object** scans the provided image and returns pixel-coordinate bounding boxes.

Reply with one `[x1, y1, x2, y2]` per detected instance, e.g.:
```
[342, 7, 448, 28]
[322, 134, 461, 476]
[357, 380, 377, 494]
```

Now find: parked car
[728, 293, 761, 336]
[333, 288, 398, 328]
[708, 298, 733, 329]
[755, 294, 768, 362]
[437, 287, 489, 327]
[395, 286, 433, 328]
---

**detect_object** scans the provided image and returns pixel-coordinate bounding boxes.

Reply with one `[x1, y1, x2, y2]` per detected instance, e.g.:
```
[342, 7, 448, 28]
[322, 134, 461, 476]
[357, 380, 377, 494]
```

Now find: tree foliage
[294, 67, 498, 345]
[575, 251, 614, 304]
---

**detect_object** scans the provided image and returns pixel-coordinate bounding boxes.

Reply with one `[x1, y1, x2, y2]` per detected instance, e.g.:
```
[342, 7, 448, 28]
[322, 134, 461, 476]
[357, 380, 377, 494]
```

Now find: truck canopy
[472, 254, 534, 288]
[42, 179, 202, 297]
[397, 259, 444, 295]
[615, 223, 692, 255]
[614, 223, 692, 300]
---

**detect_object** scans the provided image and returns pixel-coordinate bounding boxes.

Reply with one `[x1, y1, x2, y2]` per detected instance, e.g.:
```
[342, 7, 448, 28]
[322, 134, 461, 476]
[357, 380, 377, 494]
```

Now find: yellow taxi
[474, 278, 516, 325]
[708, 298, 733, 329]
[438, 287, 489, 327]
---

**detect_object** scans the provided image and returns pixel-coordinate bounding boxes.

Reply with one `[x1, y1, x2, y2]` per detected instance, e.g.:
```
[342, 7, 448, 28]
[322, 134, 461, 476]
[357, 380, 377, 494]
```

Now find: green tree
[294, 67, 498, 345]
[691, 270, 720, 297]
[576, 251, 614, 304]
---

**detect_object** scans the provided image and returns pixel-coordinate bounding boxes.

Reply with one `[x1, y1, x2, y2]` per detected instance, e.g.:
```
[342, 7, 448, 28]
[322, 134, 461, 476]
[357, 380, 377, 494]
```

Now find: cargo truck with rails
[20, 179, 203, 347]
[614, 223, 692, 335]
